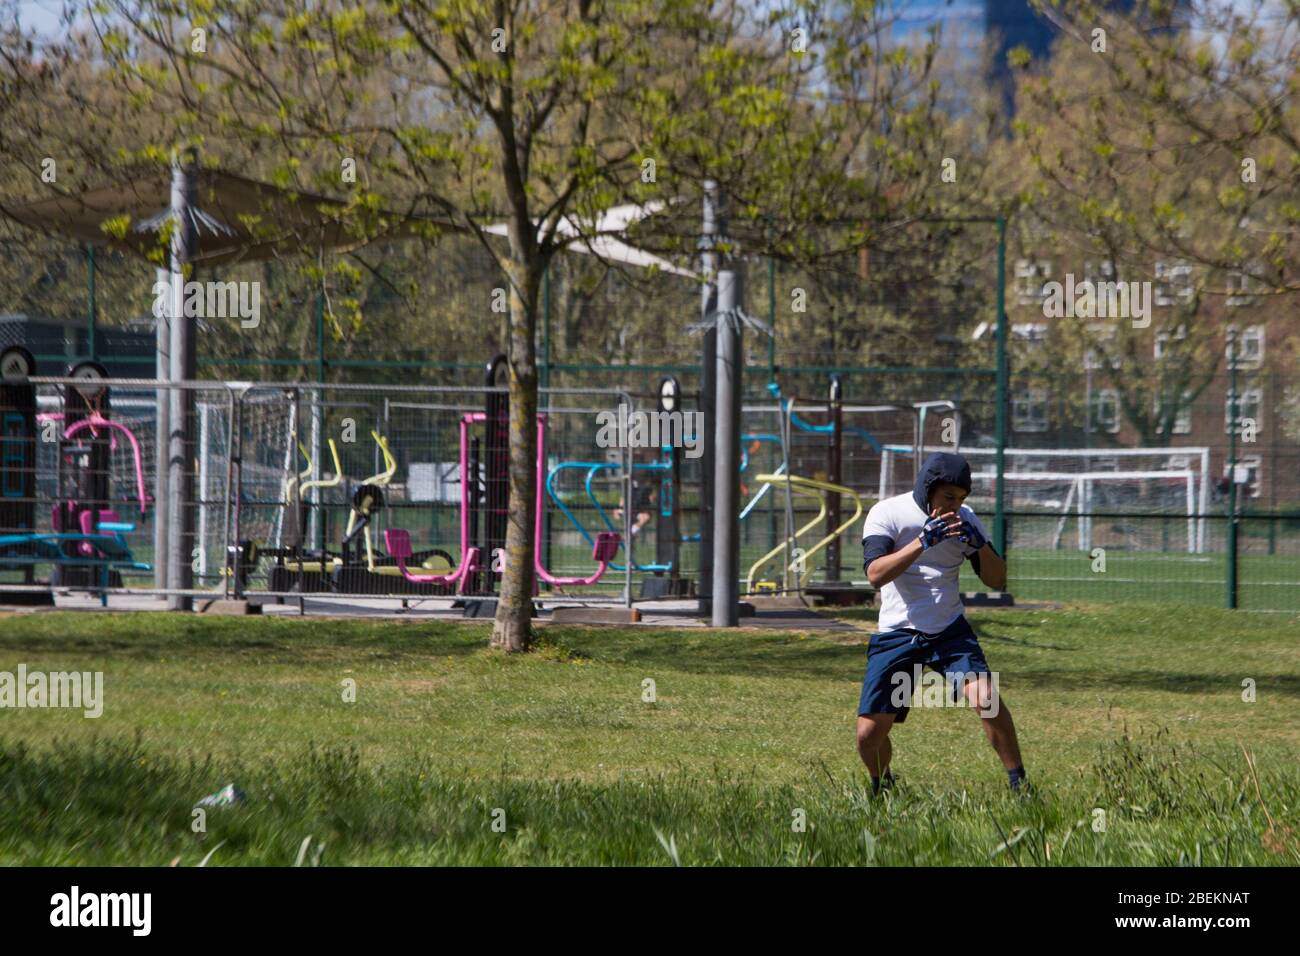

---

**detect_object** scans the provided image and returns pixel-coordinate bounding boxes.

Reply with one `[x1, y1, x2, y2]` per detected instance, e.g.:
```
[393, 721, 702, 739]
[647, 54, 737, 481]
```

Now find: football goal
[880, 445, 1211, 553]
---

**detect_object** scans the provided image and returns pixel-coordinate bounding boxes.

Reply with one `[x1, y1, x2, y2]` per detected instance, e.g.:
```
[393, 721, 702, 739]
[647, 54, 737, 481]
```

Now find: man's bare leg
[962, 676, 1027, 788]
[856, 713, 896, 791]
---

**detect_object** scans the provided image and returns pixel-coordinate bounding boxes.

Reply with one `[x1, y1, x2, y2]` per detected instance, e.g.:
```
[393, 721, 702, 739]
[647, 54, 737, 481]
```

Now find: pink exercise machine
[383, 411, 620, 592]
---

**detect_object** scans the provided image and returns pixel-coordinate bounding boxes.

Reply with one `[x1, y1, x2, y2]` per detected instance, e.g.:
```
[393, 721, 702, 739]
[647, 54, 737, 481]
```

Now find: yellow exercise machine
[745, 474, 865, 595]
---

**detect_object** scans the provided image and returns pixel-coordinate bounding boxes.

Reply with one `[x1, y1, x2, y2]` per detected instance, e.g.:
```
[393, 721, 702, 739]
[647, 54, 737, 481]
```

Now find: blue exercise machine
[0, 351, 152, 606]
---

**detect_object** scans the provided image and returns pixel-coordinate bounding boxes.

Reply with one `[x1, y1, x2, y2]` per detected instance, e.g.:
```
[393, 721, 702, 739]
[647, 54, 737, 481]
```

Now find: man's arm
[865, 509, 962, 589]
[959, 515, 1007, 590]
[970, 543, 1007, 590]
[866, 536, 924, 589]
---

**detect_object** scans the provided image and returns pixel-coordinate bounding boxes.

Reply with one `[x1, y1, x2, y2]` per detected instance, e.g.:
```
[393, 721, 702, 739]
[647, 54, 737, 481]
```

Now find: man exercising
[857, 452, 1028, 794]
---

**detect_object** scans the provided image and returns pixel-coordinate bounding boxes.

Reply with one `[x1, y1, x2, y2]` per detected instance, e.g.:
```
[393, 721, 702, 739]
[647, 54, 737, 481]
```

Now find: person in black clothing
[612, 476, 657, 538]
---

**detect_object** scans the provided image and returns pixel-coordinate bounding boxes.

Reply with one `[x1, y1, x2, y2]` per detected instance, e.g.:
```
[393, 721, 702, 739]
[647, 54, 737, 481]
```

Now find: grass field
[963, 550, 1300, 611]
[1, 603, 1297, 866]
[10, 505, 1297, 615]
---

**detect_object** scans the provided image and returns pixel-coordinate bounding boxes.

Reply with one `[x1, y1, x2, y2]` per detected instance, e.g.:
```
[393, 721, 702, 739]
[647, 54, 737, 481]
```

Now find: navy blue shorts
[857, 615, 991, 721]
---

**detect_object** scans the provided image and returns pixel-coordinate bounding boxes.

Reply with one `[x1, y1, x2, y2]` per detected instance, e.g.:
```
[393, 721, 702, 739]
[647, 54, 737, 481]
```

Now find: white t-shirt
[861, 492, 990, 634]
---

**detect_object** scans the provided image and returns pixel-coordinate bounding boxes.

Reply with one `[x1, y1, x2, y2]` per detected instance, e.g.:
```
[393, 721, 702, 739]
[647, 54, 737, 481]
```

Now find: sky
[12, 1, 65, 37]
[9, 0, 1293, 47]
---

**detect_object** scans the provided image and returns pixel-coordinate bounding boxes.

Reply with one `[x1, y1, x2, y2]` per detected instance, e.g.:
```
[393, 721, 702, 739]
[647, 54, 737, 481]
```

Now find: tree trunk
[491, 256, 541, 653]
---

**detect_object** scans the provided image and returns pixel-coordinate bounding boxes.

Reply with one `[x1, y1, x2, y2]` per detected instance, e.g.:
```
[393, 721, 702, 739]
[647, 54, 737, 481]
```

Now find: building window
[1175, 406, 1192, 435]
[1012, 388, 1048, 433]
[1226, 270, 1256, 308]
[1154, 324, 1187, 358]
[1154, 260, 1193, 307]
[1085, 323, 1120, 370]
[1084, 348, 1122, 371]
[1012, 322, 1047, 346]
[1084, 259, 1116, 282]
[1237, 456, 1262, 498]
[1089, 389, 1120, 434]
[1154, 391, 1193, 435]
[1228, 324, 1265, 367]
[1014, 259, 1051, 306]
[1225, 387, 1263, 434]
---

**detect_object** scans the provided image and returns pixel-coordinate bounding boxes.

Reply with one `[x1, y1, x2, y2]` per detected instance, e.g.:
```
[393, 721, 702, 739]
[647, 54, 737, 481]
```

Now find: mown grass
[0, 603, 1297, 865]
[961, 548, 1300, 611]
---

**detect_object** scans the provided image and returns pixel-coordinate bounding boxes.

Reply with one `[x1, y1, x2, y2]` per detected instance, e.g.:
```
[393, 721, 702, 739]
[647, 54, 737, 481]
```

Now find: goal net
[880, 445, 1211, 553]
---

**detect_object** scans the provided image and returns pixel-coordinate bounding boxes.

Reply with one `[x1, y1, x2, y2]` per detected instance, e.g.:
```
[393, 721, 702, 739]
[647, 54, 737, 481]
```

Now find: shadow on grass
[547, 627, 865, 680]
[0, 612, 485, 661]
[1008, 668, 1300, 698]
[967, 619, 1079, 652]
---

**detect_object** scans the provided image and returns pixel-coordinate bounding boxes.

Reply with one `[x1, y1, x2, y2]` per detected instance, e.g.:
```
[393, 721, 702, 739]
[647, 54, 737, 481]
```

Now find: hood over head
[912, 452, 972, 513]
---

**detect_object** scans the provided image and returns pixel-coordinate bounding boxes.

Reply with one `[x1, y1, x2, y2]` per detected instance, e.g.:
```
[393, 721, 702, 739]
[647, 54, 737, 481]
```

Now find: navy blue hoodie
[912, 452, 972, 513]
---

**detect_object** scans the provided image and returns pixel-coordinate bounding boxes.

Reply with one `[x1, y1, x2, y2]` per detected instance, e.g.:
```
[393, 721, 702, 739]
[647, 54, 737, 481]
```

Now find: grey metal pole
[197, 401, 209, 580]
[994, 217, 1008, 556]
[827, 374, 843, 582]
[778, 392, 798, 595]
[308, 396, 322, 551]
[167, 147, 198, 611]
[154, 267, 170, 593]
[697, 181, 718, 618]
[1226, 327, 1238, 609]
[711, 260, 742, 627]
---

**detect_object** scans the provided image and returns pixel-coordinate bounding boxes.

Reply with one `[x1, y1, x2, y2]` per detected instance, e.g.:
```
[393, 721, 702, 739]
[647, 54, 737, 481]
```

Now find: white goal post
[880, 445, 1211, 553]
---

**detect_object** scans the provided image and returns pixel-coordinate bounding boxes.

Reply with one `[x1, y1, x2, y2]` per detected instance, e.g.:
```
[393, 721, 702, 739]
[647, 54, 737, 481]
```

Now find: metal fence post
[86, 244, 96, 361]
[994, 216, 1008, 558]
[154, 266, 170, 592]
[697, 182, 718, 619]
[766, 224, 776, 379]
[166, 146, 198, 611]
[712, 265, 742, 627]
[541, 265, 551, 399]
[1227, 327, 1239, 609]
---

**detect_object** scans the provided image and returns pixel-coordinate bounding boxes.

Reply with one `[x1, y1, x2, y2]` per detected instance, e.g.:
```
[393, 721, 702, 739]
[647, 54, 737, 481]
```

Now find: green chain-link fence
[2, 221, 1295, 609]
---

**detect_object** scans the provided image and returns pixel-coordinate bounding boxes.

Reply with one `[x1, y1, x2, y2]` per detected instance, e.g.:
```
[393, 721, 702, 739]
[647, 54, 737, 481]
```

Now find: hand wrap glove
[918, 515, 951, 550]
[958, 519, 986, 551]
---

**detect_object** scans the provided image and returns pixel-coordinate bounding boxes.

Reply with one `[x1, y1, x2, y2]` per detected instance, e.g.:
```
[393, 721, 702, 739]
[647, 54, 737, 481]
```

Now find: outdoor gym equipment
[264, 437, 343, 592]
[544, 376, 791, 599]
[766, 379, 882, 452]
[233, 354, 622, 606]
[332, 431, 457, 593]
[251, 430, 459, 597]
[546, 458, 671, 574]
[766, 375, 880, 586]
[0, 354, 152, 604]
[376, 408, 620, 603]
[52, 362, 153, 596]
[225, 437, 312, 595]
[763, 375, 960, 600]
[460, 410, 621, 589]
[377, 412, 488, 594]
[745, 474, 863, 595]
[746, 377, 878, 603]
[383, 527, 478, 592]
[544, 376, 681, 593]
[548, 436, 778, 566]
[0, 345, 46, 603]
[340, 431, 398, 569]
[465, 354, 510, 595]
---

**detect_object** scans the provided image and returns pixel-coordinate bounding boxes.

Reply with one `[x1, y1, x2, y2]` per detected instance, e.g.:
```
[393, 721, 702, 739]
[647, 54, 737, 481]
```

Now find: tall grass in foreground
[2, 728, 1295, 866]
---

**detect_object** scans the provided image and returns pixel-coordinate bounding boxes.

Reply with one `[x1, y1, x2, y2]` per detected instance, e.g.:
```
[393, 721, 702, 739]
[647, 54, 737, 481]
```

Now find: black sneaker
[870, 771, 897, 796]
